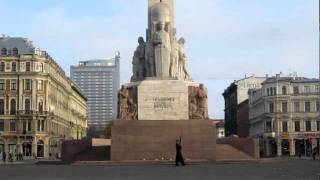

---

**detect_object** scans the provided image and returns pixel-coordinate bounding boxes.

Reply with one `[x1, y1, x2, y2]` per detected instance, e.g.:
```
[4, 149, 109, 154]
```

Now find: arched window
[25, 99, 31, 113]
[10, 99, 16, 115]
[38, 100, 44, 113]
[12, 47, 18, 55]
[282, 86, 287, 95]
[1, 48, 7, 55]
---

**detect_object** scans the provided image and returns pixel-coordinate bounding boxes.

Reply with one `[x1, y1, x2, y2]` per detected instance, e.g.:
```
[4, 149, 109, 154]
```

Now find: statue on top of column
[130, 0, 192, 82]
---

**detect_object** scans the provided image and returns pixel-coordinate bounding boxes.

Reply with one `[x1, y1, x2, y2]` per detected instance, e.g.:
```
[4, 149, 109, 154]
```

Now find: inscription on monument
[153, 97, 175, 109]
[138, 80, 189, 120]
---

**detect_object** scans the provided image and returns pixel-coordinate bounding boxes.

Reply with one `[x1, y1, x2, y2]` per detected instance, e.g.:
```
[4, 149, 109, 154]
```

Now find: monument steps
[216, 144, 254, 161]
[72, 146, 110, 162]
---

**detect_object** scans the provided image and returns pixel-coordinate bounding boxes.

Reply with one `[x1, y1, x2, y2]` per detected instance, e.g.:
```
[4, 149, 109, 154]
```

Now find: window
[304, 86, 311, 93]
[269, 102, 274, 113]
[305, 121, 311, 132]
[0, 62, 4, 72]
[11, 80, 16, 90]
[317, 121, 320, 131]
[26, 62, 31, 72]
[1, 48, 7, 55]
[294, 121, 300, 132]
[25, 79, 32, 90]
[10, 119, 16, 131]
[38, 80, 43, 91]
[266, 121, 272, 133]
[293, 86, 299, 95]
[294, 102, 300, 112]
[37, 120, 45, 132]
[317, 101, 320, 112]
[0, 119, 4, 131]
[267, 88, 270, 96]
[282, 86, 287, 95]
[40, 63, 44, 72]
[316, 86, 320, 93]
[305, 101, 311, 112]
[25, 99, 31, 113]
[282, 121, 288, 132]
[11, 62, 16, 72]
[0, 99, 4, 115]
[38, 100, 44, 113]
[273, 87, 277, 95]
[0, 80, 4, 90]
[282, 102, 288, 113]
[27, 120, 32, 132]
[12, 47, 18, 55]
[10, 99, 16, 115]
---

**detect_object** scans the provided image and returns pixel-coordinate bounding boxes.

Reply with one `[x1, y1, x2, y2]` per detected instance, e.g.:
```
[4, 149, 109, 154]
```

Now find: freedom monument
[111, 0, 216, 161]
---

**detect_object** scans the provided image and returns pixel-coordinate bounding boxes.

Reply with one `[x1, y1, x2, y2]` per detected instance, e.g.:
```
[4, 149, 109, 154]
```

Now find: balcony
[17, 110, 50, 116]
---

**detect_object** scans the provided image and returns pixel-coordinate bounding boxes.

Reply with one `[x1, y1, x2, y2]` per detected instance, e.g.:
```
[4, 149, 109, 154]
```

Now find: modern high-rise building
[71, 53, 120, 137]
[0, 35, 88, 159]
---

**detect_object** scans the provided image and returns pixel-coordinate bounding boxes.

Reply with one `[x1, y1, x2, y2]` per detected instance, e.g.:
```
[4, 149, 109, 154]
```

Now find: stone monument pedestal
[111, 119, 216, 161]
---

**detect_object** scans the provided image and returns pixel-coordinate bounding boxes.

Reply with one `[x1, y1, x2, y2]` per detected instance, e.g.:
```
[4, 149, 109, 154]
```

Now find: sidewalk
[0, 159, 37, 165]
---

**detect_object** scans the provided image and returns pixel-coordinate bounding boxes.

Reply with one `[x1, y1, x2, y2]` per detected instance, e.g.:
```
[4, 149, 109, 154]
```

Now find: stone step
[72, 146, 110, 161]
[216, 144, 254, 160]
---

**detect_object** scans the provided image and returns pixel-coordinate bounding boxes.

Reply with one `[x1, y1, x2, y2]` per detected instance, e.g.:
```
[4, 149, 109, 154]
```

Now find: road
[0, 159, 319, 180]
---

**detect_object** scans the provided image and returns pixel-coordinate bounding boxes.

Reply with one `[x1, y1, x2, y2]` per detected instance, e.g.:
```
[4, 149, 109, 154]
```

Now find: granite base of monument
[111, 119, 216, 161]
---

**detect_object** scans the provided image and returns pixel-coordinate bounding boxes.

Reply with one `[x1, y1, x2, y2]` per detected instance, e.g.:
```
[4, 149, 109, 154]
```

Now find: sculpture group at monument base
[111, 119, 216, 161]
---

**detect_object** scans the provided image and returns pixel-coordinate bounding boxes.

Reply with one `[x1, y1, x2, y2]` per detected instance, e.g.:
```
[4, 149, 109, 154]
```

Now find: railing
[17, 110, 50, 116]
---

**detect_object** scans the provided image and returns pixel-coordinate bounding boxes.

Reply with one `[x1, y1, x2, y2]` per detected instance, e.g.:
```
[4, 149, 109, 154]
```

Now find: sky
[0, 0, 319, 119]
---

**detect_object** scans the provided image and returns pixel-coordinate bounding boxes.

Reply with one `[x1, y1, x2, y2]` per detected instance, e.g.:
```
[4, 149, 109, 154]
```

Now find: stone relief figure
[145, 42, 156, 77]
[131, 37, 146, 82]
[153, 22, 171, 78]
[170, 36, 179, 79]
[119, 86, 130, 119]
[189, 96, 202, 119]
[128, 99, 138, 121]
[189, 85, 208, 119]
[119, 86, 138, 120]
[197, 84, 208, 119]
[177, 38, 190, 81]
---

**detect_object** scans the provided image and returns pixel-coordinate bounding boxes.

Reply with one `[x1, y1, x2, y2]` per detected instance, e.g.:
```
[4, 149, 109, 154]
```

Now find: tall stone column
[277, 138, 282, 156]
[265, 138, 270, 156]
[290, 138, 295, 156]
[32, 137, 37, 158]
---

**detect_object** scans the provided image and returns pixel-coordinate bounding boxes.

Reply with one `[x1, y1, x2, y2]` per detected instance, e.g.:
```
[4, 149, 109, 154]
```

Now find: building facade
[249, 75, 320, 157]
[223, 76, 265, 137]
[0, 36, 87, 159]
[70, 54, 120, 137]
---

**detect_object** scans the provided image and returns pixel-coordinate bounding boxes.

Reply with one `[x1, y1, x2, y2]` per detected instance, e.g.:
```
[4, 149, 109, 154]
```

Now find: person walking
[2, 152, 6, 163]
[175, 137, 186, 166]
[8, 153, 13, 163]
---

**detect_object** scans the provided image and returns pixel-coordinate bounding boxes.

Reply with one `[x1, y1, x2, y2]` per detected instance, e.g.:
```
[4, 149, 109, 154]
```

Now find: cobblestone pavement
[0, 159, 319, 180]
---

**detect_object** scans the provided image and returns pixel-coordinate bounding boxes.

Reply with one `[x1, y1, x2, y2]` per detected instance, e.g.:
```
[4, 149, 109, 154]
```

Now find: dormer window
[1, 48, 7, 55]
[12, 47, 18, 55]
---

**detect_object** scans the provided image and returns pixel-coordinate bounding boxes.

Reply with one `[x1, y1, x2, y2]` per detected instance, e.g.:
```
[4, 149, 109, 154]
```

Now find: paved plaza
[0, 159, 319, 180]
